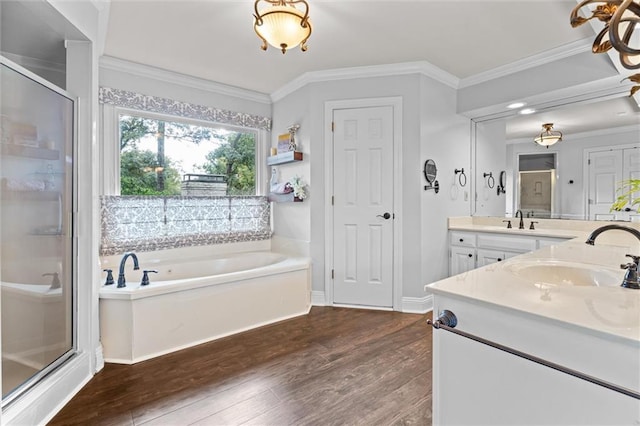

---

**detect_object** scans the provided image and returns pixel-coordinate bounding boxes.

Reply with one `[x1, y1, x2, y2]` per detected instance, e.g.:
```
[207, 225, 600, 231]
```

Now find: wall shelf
[267, 151, 303, 166]
[1, 144, 60, 160]
[268, 192, 303, 203]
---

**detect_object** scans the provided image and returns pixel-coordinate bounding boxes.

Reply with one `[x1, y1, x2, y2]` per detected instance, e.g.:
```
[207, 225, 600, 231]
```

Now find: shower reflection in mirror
[516, 153, 556, 219]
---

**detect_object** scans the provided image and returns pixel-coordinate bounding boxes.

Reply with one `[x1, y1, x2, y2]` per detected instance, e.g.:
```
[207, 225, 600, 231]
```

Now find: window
[119, 113, 257, 196]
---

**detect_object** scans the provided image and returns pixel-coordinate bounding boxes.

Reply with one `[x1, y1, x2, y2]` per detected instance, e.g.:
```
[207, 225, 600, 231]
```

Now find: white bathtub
[99, 250, 311, 364]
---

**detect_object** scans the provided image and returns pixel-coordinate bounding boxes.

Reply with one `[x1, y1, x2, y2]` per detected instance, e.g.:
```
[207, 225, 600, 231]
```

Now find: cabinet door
[476, 248, 505, 267]
[450, 246, 476, 276]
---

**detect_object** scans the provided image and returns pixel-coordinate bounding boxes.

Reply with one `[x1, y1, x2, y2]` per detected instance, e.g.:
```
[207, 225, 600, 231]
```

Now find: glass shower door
[0, 58, 75, 405]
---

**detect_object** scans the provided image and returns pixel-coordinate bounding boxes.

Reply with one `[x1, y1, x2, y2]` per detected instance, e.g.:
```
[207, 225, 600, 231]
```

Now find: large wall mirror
[473, 91, 640, 221]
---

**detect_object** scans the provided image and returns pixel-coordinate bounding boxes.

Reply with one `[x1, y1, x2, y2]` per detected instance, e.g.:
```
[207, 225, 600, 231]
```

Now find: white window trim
[100, 105, 268, 196]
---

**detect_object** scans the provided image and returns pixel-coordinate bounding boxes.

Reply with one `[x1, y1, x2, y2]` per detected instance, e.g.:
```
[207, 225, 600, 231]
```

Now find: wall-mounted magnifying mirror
[497, 170, 506, 195]
[473, 92, 640, 220]
[423, 159, 439, 194]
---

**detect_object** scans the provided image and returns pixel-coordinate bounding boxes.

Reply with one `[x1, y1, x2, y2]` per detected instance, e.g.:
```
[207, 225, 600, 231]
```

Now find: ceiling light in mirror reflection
[519, 108, 536, 115]
[507, 102, 526, 109]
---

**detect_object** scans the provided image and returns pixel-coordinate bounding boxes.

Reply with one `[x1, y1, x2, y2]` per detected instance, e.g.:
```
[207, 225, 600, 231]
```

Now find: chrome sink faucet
[515, 209, 525, 230]
[118, 252, 140, 288]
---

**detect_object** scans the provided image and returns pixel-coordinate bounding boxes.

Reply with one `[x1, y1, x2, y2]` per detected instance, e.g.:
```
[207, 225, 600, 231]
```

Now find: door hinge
[331, 269, 334, 279]
[331, 121, 335, 132]
[588, 159, 591, 165]
[331, 196, 334, 205]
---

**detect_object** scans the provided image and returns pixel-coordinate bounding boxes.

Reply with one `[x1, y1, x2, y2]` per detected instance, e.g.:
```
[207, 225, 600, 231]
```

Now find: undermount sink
[505, 260, 621, 287]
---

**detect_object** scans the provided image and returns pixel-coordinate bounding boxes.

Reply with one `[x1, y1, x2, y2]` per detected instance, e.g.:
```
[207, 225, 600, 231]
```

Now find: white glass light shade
[534, 134, 562, 147]
[254, 5, 311, 53]
[534, 123, 562, 148]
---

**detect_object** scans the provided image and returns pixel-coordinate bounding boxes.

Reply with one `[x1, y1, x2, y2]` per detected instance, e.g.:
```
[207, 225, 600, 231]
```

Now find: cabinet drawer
[477, 234, 536, 253]
[450, 231, 476, 248]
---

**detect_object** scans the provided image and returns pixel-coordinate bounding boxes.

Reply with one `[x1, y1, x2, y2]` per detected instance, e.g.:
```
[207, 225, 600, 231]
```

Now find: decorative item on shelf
[277, 133, 291, 153]
[268, 169, 307, 202]
[570, 1, 640, 96]
[289, 175, 307, 201]
[454, 168, 467, 187]
[497, 170, 506, 195]
[287, 123, 300, 151]
[534, 123, 562, 148]
[253, 0, 312, 54]
[483, 172, 495, 189]
[423, 159, 440, 193]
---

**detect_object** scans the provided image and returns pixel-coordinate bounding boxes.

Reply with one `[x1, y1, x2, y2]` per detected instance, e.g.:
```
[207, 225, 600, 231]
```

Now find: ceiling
[506, 96, 640, 141]
[103, 0, 596, 94]
[3, 0, 638, 138]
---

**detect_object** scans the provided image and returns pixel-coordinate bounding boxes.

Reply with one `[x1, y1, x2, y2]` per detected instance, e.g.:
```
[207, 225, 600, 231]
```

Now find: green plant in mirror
[611, 179, 640, 211]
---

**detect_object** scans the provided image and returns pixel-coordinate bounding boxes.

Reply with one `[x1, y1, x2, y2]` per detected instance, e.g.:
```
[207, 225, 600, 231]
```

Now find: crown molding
[270, 61, 460, 103]
[507, 123, 640, 145]
[99, 56, 272, 105]
[458, 37, 595, 89]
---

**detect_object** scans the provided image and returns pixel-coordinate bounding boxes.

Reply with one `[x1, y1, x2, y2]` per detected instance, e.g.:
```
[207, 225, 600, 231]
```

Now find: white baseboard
[312, 291, 433, 314]
[401, 295, 433, 314]
[311, 290, 326, 306]
[95, 343, 105, 373]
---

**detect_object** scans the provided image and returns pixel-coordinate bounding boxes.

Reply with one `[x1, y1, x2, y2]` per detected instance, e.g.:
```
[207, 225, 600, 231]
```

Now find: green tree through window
[119, 114, 256, 196]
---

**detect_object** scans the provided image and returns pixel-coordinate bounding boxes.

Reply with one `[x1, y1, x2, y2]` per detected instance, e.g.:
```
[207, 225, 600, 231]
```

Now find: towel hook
[483, 172, 495, 189]
[454, 168, 467, 187]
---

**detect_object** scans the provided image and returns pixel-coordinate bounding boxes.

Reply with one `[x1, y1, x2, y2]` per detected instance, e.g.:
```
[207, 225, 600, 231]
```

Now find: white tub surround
[427, 227, 640, 424]
[99, 251, 311, 364]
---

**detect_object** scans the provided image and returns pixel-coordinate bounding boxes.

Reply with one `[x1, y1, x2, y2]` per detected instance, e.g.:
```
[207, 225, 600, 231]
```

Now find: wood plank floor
[49, 307, 432, 426]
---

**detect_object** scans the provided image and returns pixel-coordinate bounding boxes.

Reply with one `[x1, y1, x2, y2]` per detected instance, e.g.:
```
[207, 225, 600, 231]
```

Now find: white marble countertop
[427, 219, 640, 344]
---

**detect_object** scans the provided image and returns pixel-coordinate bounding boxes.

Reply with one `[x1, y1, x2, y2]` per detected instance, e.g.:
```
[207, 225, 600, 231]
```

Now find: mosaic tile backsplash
[100, 196, 271, 255]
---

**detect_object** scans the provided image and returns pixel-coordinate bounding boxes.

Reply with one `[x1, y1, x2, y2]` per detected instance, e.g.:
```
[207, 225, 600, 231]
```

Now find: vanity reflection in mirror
[473, 93, 640, 221]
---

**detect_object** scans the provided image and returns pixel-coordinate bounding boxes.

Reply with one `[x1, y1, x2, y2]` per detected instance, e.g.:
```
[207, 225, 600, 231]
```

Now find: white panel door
[588, 150, 622, 220]
[332, 106, 394, 308]
[619, 147, 640, 221]
[588, 147, 640, 221]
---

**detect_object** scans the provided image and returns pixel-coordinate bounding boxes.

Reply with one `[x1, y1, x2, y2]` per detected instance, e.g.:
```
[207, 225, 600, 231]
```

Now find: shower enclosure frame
[0, 55, 77, 408]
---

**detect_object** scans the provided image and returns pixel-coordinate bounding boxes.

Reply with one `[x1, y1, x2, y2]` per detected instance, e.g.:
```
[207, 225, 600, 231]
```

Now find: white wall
[272, 73, 470, 307]
[99, 58, 271, 118]
[506, 125, 640, 219]
[420, 75, 472, 292]
[269, 85, 312, 256]
[474, 120, 507, 216]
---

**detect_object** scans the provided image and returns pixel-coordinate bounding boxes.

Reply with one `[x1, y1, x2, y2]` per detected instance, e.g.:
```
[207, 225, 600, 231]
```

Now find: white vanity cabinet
[449, 230, 569, 276]
[449, 232, 476, 275]
[431, 294, 640, 425]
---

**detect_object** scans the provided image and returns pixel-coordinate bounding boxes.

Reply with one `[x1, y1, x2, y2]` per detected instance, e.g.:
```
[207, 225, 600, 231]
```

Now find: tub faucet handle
[141, 270, 158, 286]
[42, 272, 61, 290]
[103, 269, 114, 286]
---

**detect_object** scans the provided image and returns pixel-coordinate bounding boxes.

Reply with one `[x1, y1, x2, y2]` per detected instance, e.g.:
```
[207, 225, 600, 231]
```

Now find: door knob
[377, 212, 391, 220]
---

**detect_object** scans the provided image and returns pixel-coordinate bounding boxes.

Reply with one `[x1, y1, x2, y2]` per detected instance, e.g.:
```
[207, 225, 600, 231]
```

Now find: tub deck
[99, 252, 311, 364]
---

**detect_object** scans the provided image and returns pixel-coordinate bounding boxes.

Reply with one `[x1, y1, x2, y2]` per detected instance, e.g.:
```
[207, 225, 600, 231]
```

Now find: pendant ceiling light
[254, 0, 312, 54]
[534, 123, 563, 148]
